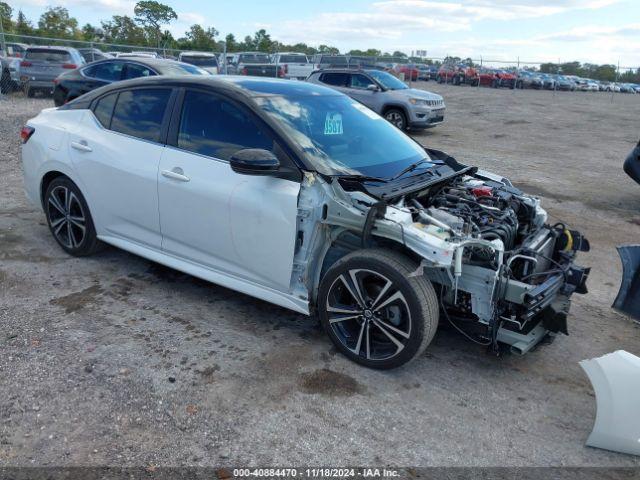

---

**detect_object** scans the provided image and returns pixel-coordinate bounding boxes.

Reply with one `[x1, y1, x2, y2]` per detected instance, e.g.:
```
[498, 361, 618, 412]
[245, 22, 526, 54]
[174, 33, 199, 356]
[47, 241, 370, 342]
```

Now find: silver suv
[20, 46, 85, 97]
[307, 68, 445, 130]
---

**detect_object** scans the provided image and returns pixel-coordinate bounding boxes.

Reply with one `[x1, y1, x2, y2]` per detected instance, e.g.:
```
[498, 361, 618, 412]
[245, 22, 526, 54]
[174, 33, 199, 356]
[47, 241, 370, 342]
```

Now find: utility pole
[0, 10, 6, 99]
[0, 8, 6, 55]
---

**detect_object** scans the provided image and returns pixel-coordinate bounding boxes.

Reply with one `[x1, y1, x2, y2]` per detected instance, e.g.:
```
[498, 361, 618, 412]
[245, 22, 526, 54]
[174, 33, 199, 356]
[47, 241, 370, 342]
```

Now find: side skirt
[98, 235, 310, 315]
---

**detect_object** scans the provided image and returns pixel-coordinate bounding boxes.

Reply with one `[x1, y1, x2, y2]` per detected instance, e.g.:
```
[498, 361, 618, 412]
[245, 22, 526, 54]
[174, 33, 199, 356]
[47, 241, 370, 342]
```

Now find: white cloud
[270, 0, 624, 53]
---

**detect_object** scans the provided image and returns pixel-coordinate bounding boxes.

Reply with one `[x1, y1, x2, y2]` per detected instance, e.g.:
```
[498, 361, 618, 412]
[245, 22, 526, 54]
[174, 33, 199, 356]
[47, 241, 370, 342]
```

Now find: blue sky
[10, 0, 640, 67]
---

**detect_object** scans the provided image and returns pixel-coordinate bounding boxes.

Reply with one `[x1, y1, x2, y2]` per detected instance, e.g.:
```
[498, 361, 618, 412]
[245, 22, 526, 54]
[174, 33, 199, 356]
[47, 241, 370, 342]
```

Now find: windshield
[255, 94, 431, 178]
[181, 56, 218, 67]
[367, 70, 408, 90]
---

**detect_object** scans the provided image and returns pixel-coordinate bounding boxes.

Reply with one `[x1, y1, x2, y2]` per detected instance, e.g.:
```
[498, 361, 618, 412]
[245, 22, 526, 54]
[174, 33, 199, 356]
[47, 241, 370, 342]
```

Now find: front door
[157, 89, 300, 291]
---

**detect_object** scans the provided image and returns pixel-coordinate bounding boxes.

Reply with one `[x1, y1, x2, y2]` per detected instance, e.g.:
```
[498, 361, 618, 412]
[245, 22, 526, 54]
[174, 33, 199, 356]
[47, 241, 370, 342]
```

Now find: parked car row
[1, 43, 447, 131]
[433, 63, 640, 93]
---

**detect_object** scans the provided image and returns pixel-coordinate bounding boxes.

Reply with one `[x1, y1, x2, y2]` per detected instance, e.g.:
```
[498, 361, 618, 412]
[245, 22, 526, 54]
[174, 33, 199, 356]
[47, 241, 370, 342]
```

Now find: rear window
[181, 56, 218, 67]
[93, 93, 118, 128]
[110, 88, 171, 142]
[239, 54, 270, 64]
[25, 49, 71, 63]
[320, 72, 348, 87]
[319, 56, 348, 66]
[278, 55, 308, 63]
[84, 62, 124, 82]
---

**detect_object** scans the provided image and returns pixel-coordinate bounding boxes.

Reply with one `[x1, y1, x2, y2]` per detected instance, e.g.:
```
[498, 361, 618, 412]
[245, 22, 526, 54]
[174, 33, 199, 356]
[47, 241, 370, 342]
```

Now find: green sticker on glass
[324, 112, 343, 135]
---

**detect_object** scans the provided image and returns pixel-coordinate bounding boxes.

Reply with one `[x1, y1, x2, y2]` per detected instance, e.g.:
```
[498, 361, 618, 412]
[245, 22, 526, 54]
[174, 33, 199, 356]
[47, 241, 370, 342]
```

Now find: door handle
[70, 140, 92, 152]
[161, 168, 190, 182]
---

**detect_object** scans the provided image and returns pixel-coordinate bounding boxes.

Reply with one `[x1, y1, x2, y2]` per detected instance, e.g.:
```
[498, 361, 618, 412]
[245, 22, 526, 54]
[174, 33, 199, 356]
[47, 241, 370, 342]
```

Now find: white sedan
[21, 76, 590, 368]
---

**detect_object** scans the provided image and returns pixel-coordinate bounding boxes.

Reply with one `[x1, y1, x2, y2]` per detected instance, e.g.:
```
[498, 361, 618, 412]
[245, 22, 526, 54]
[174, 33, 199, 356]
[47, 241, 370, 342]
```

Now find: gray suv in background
[20, 46, 85, 97]
[307, 68, 445, 130]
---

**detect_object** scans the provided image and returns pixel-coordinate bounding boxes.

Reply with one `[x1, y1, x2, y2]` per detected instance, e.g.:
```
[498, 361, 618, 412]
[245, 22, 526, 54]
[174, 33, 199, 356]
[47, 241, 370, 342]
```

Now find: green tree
[184, 24, 218, 50]
[14, 10, 34, 36]
[317, 44, 339, 54]
[0, 2, 13, 33]
[134, 1, 177, 47]
[37, 7, 78, 38]
[101, 15, 147, 45]
[251, 29, 273, 52]
[222, 33, 236, 51]
[81, 23, 102, 42]
[392, 50, 407, 58]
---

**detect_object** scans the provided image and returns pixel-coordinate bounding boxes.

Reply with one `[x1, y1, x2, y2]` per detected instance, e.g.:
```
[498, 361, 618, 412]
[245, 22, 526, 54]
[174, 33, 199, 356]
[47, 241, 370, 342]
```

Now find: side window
[350, 74, 373, 89]
[123, 63, 156, 80]
[84, 62, 124, 82]
[320, 72, 348, 87]
[110, 88, 171, 142]
[93, 92, 118, 128]
[177, 90, 273, 161]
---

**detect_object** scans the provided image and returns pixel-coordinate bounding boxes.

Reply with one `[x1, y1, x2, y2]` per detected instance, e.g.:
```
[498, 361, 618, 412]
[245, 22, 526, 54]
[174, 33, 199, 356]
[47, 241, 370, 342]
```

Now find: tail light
[283, 64, 288, 74]
[20, 126, 35, 144]
[278, 66, 285, 78]
[53, 78, 60, 85]
[241, 67, 248, 75]
[62, 64, 77, 69]
[20, 61, 32, 67]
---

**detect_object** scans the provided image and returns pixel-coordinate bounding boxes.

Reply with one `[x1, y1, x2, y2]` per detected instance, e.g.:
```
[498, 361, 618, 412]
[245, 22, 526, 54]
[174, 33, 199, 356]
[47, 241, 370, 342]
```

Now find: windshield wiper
[387, 159, 430, 181]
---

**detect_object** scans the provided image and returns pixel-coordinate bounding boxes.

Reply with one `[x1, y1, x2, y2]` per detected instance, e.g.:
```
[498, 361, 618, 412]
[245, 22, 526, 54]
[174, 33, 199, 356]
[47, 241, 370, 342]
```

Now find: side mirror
[367, 84, 379, 91]
[230, 148, 280, 176]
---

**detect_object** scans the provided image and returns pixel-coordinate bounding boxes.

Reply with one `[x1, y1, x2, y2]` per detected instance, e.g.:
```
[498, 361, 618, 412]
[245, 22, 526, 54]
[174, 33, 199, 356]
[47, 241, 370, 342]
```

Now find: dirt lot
[1, 85, 639, 468]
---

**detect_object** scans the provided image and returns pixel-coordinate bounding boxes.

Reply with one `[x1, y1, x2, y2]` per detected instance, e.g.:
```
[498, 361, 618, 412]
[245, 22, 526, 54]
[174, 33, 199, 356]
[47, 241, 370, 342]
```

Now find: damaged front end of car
[292, 149, 590, 355]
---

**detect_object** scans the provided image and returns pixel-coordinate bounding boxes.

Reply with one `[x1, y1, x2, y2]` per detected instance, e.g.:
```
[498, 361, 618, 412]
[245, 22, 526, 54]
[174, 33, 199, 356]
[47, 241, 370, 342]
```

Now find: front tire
[384, 108, 407, 130]
[44, 177, 102, 256]
[318, 249, 439, 369]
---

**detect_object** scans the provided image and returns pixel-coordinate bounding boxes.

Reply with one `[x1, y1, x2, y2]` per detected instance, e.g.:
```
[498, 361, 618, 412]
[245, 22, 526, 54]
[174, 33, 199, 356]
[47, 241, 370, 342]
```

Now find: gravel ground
[0, 86, 639, 468]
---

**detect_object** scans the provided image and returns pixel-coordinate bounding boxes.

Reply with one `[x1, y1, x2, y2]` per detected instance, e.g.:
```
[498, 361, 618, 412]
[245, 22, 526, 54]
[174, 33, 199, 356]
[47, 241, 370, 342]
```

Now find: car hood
[200, 67, 218, 74]
[390, 88, 443, 102]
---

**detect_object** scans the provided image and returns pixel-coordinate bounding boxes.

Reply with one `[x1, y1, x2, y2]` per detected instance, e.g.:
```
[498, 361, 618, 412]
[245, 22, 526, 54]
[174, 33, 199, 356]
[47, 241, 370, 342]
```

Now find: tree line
[1, 0, 638, 82]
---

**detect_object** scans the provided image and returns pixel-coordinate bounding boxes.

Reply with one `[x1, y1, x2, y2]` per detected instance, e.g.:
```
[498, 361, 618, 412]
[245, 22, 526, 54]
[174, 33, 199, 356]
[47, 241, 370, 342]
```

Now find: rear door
[67, 87, 174, 249]
[157, 88, 300, 290]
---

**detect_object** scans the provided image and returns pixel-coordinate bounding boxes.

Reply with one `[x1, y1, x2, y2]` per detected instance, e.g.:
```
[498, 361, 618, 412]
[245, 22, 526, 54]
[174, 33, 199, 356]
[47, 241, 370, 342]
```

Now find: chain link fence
[1, 32, 639, 97]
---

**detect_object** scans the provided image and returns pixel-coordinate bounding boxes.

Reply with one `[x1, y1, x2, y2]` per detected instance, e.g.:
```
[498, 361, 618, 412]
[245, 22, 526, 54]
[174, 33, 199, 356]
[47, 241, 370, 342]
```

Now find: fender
[580, 350, 640, 456]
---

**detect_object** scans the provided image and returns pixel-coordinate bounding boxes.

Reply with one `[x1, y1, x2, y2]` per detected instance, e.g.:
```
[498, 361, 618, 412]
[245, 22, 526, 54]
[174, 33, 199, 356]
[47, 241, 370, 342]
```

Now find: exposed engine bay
[292, 152, 591, 356]
[403, 173, 590, 352]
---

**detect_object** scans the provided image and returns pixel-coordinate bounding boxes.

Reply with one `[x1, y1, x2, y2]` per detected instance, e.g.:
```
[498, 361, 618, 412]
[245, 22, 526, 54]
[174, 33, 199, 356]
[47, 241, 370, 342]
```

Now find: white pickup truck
[271, 52, 314, 80]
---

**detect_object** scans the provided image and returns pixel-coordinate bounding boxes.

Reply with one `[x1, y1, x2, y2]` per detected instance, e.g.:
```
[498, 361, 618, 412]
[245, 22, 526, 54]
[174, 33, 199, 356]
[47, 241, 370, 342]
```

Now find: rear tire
[318, 249, 439, 369]
[44, 177, 102, 256]
[26, 86, 35, 98]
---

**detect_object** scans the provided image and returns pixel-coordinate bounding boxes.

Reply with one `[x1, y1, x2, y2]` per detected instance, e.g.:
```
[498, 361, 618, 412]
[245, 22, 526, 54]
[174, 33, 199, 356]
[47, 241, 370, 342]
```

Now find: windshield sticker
[324, 112, 344, 135]
[352, 102, 381, 120]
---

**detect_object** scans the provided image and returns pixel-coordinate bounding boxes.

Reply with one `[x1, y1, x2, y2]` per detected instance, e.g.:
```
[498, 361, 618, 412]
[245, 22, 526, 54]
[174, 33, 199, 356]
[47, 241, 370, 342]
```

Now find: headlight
[409, 98, 429, 106]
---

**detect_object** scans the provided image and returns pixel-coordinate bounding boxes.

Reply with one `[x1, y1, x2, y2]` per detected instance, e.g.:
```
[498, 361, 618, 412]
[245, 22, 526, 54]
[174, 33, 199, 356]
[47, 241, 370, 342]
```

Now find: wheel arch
[310, 228, 422, 309]
[381, 103, 410, 121]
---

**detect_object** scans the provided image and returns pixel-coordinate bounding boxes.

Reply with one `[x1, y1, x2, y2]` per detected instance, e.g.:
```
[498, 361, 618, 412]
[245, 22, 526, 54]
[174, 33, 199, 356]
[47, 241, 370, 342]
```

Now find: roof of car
[74, 75, 343, 103]
[26, 46, 79, 52]
[84, 57, 185, 68]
